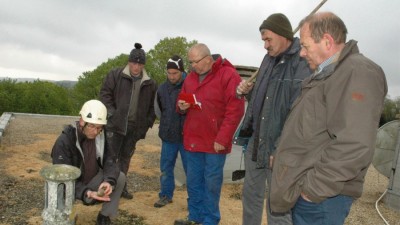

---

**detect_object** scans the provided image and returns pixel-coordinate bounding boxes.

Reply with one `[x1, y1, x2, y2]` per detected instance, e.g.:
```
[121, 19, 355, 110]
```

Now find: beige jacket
[270, 40, 387, 213]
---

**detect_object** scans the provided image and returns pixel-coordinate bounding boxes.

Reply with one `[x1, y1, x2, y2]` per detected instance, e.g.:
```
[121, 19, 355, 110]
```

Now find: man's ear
[78, 117, 85, 127]
[323, 33, 335, 49]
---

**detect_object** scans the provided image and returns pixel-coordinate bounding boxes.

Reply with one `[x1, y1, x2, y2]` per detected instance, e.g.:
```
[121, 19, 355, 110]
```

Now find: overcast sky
[1, 0, 399, 97]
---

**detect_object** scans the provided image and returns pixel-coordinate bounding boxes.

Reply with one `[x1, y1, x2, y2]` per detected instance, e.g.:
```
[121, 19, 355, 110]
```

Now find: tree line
[0, 36, 398, 126]
[0, 37, 196, 116]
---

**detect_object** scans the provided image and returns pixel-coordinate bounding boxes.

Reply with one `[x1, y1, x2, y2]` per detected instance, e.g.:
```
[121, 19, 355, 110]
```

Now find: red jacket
[181, 56, 245, 154]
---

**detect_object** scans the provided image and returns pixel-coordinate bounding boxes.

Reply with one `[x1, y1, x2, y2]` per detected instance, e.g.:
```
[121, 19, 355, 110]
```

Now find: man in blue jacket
[154, 55, 188, 208]
[236, 13, 312, 225]
[51, 100, 125, 225]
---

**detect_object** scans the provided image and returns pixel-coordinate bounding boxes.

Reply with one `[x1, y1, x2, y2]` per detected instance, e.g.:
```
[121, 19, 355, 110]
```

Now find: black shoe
[96, 213, 111, 225]
[121, 189, 133, 199]
[174, 218, 200, 225]
[154, 196, 172, 208]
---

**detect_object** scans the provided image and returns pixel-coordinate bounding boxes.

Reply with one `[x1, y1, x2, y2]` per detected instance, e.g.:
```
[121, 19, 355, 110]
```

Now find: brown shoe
[121, 189, 133, 199]
[154, 196, 172, 208]
[174, 218, 200, 225]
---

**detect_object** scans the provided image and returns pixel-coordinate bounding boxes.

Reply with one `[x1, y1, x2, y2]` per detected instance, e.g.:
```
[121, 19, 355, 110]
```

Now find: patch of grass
[113, 209, 148, 225]
[229, 191, 242, 200]
[38, 150, 52, 163]
[228, 184, 242, 200]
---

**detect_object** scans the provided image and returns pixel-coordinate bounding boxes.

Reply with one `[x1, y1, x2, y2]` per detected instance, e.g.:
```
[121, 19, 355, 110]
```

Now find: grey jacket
[270, 40, 387, 213]
[239, 37, 311, 168]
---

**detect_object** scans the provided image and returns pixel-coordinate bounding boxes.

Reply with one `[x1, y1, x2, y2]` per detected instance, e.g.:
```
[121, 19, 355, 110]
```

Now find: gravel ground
[0, 113, 399, 225]
[0, 114, 151, 225]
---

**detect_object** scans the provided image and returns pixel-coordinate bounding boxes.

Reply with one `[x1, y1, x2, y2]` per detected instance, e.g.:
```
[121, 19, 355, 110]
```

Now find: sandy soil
[0, 114, 399, 225]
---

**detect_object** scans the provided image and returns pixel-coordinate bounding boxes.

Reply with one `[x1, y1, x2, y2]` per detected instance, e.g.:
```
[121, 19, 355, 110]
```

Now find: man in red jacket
[174, 43, 245, 225]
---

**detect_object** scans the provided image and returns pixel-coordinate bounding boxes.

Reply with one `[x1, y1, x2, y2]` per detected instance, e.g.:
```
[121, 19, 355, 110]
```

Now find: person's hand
[236, 80, 254, 95]
[301, 192, 312, 202]
[177, 100, 190, 111]
[269, 155, 274, 169]
[214, 142, 226, 152]
[99, 182, 112, 196]
[86, 182, 112, 202]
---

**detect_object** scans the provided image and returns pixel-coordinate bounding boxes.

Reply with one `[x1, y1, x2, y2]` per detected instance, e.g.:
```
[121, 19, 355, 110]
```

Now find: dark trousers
[86, 170, 126, 218]
[106, 126, 138, 187]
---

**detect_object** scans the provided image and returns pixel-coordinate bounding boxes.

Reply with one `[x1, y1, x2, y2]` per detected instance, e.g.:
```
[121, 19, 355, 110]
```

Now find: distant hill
[0, 77, 77, 89]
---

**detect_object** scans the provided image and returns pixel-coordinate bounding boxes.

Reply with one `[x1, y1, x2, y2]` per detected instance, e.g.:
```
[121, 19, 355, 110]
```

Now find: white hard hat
[79, 100, 107, 125]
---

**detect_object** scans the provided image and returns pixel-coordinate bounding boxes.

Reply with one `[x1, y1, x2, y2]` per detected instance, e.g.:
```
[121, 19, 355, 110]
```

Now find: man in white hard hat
[51, 100, 125, 225]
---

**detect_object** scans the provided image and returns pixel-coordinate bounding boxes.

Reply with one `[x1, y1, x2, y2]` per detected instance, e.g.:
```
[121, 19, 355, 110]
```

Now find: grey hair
[189, 43, 211, 57]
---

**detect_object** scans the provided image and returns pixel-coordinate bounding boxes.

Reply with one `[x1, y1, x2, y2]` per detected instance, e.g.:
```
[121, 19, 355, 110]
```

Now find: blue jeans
[292, 194, 353, 225]
[159, 141, 187, 199]
[186, 151, 226, 225]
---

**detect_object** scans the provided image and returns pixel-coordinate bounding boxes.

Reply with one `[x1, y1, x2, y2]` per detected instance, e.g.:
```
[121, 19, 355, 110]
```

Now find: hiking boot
[96, 213, 111, 225]
[154, 196, 172, 208]
[121, 189, 133, 199]
[174, 218, 201, 225]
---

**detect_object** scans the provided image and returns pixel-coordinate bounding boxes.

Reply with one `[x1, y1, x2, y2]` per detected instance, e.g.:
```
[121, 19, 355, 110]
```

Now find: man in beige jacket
[270, 12, 387, 225]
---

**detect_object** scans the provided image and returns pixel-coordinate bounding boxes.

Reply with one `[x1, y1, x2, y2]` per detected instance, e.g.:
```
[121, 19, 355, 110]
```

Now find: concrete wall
[0, 112, 12, 144]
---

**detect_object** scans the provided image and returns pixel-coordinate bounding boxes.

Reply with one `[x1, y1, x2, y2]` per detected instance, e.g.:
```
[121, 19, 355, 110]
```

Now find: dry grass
[0, 114, 399, 225]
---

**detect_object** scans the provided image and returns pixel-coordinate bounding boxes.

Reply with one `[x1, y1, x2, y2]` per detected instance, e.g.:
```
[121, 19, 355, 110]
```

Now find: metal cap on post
[40, 164, 81, 225]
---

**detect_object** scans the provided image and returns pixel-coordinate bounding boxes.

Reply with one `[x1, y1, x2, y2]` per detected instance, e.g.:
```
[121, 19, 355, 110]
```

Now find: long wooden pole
[293, 0, 328, 34]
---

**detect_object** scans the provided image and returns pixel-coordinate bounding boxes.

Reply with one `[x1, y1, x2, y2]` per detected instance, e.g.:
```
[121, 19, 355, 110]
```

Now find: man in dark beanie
[153, 55, 187, 208]
[129, 43, 146, 64]
[100, 43, 157, 199]
[259, 13, 294, 41]
[236, 13, 312, 225]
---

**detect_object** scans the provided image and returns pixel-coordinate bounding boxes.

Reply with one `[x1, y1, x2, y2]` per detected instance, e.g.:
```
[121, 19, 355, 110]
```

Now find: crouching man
[51, 100, 125, 225]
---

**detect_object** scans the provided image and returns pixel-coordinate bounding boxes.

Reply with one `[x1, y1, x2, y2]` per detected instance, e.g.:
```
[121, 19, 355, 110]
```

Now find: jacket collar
[284, 37, 301, 56]
[122, 64, 152, 83]
[312, 39, 359, 81]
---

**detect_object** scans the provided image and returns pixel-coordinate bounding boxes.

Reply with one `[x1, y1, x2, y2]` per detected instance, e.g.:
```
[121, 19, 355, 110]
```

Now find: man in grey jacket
[236, 13, 311, 225]
[270, 12, 387, 225]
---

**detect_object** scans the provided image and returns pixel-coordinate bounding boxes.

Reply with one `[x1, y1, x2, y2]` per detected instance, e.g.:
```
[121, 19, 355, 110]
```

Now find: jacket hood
[63, 122, 105, 164]
[122, 65, 152, 83]
[211, 55, 235, 73]
[285, 37, 301, 56]
[338, 40, 359, 62]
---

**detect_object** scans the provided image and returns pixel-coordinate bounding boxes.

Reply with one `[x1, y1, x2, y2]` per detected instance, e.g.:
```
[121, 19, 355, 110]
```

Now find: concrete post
[40, 164, 81, 225]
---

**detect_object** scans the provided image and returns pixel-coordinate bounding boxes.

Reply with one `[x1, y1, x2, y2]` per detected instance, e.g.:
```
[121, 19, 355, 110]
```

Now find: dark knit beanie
[129, 43, 146, 64]
[166, 55, 185, 72]
[259, 13, 293, 40]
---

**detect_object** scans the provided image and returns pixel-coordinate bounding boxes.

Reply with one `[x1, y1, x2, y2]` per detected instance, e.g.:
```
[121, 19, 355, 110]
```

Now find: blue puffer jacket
[240, 37, 312, 168]
[155, 74, 186, 143]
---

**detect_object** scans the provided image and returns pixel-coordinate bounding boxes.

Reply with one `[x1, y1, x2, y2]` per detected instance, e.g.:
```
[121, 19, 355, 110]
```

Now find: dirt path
[0, 114, 399, 225]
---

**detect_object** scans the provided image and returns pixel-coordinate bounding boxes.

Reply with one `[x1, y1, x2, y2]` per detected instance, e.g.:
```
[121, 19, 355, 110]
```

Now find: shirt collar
[317, 52, 340, 74]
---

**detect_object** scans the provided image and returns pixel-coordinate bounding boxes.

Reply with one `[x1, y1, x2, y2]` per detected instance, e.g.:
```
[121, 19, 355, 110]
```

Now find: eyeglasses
[189, 55, 209, 65]
[168, 58, 182, 69]
[85, 123, 103, 133]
